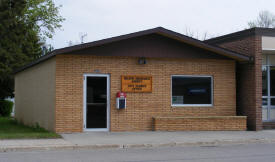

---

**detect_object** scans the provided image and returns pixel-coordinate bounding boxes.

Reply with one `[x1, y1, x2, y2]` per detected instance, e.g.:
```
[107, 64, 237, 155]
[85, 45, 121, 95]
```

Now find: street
[1, 143, 275, 162]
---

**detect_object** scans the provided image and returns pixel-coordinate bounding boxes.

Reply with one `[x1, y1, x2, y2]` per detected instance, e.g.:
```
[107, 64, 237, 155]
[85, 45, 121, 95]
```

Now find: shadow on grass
[0, 117, 61, 139]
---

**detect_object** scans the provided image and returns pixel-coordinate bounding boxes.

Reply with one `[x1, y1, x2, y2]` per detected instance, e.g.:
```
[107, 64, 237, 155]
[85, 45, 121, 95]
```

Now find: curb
[1, 138, 275, 153]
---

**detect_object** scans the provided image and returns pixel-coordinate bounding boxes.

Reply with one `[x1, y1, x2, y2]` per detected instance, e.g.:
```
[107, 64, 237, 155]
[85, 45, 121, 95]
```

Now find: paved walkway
[1, 130, 275, 152]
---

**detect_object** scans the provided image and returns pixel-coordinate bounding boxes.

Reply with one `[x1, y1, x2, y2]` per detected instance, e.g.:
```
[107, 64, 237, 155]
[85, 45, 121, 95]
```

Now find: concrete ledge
[153, 116, 247, 131]
[263, 122, 275, 129]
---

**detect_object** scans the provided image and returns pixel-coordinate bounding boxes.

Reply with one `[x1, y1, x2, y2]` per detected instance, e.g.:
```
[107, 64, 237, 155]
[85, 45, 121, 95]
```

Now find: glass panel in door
[86, 76, 107, 129]
[270, 67, 275, 120]
[270, 67, 275, 96]
[262, 66, 268, 96]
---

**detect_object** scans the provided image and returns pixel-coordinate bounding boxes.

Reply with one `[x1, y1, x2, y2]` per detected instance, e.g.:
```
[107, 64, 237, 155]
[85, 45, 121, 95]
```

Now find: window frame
[262, 54, 275, 121]
[171, 75, 214, 107]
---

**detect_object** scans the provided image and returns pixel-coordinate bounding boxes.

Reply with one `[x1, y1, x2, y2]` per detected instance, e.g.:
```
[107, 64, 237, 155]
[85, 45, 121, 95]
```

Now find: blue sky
[48, 0, 275, 49]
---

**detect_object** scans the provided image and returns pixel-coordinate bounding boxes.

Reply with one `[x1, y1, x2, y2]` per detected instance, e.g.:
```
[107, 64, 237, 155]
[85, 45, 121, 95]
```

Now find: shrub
[0, 100, 13, 117]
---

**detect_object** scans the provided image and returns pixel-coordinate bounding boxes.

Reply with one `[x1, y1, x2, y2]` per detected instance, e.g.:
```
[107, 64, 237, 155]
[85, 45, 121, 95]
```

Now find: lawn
[0, 117, 61, 139]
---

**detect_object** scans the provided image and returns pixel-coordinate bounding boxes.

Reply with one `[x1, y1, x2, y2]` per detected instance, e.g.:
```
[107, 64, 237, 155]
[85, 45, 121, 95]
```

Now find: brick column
[216, 36, 262, 130]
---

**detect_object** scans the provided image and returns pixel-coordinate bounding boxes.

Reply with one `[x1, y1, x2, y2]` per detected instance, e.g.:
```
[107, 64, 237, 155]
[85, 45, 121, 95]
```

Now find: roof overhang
[206, 27, 275, 44]
[14, 27, 251, 74]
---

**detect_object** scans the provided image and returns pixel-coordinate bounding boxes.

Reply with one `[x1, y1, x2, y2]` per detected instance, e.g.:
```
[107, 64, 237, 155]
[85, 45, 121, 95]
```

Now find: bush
[0, 100, 13, 117]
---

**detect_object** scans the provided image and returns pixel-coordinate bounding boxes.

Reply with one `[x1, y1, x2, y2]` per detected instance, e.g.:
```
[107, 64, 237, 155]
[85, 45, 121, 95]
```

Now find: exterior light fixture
[138, 57, 147, 65]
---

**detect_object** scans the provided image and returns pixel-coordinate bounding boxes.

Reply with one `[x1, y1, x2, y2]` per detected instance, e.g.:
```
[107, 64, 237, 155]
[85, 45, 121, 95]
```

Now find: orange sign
[121, 75, 152, 92]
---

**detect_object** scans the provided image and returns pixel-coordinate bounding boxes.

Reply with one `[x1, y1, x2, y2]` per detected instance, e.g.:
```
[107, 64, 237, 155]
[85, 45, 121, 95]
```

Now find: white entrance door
[83, 74, 110, 131]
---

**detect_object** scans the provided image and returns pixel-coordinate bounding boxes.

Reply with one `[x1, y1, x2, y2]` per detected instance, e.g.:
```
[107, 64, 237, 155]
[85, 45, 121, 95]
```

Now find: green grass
[0, 117, 61, 139]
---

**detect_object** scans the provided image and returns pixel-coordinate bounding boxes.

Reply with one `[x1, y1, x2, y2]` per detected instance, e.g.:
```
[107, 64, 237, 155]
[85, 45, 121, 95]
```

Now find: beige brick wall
[15, 58, 56, 131]
[55, 55, 236, 133]
[153, 116, 247, 131]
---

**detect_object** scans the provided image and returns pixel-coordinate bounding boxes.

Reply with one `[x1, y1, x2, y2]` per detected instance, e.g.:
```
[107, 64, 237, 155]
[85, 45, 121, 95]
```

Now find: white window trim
[171, 75, 213, 107]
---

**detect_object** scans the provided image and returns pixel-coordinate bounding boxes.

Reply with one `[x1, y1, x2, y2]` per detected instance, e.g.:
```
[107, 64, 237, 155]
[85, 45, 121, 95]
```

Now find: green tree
[248, 10, 275, 28]
[0, 0, 64, 99]
[24, 0, 65, 40]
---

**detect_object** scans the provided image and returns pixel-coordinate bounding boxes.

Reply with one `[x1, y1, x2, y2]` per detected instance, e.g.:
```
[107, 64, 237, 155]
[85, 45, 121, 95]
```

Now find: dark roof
[205, 27, 275, 44]
[15, 27, 251, 74]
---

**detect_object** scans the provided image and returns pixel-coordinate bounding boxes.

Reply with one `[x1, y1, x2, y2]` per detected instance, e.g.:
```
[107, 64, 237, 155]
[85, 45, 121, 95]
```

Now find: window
[262, 54, 275, 121]
[262, 66, 268, 96]
[171, 75, 213, 106]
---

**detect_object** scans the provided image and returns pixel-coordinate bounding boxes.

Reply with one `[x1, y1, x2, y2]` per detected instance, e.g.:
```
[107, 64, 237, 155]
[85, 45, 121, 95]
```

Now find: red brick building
[14, 27, 273, 133]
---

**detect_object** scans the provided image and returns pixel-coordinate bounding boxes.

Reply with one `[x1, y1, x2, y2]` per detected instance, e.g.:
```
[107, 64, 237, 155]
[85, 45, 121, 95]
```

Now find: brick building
[206, 28, 275, 130]
[14, 27, 273, 133]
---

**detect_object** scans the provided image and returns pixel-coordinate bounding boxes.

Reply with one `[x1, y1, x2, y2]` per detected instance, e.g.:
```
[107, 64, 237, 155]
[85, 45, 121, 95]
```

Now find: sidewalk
[1, 130, 275, 152]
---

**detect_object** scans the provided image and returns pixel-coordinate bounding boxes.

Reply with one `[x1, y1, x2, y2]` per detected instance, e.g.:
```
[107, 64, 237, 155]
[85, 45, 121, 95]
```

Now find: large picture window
[171, 75, 213, 106]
